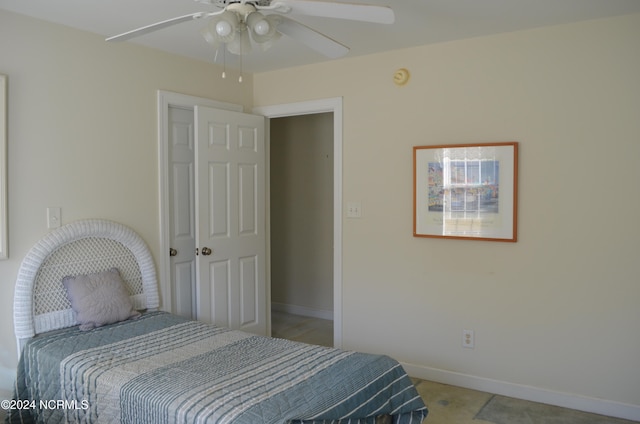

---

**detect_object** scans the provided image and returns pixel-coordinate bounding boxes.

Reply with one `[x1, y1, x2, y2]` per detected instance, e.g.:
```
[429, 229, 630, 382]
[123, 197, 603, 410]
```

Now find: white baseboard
[271, 302, 333, 321]
[401, 362, 640, 422]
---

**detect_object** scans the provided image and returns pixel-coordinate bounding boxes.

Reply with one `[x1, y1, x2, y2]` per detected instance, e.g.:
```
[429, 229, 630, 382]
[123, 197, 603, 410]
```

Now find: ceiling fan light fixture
[226, 28, 252, 55]
[211, 10, 239, 42]
[201, 25, 220, 48]
[247, 13, 281, 44]
[256, 31, 281, 51]
[249, 13, 270, 36]
[215, 20, 233, 37]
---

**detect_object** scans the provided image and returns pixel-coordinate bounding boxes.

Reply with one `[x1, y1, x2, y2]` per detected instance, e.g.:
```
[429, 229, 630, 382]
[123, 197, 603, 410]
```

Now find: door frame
[157, 90, 243, 314]
[253, 97, 343, 348]
[158, 92, 343, 348]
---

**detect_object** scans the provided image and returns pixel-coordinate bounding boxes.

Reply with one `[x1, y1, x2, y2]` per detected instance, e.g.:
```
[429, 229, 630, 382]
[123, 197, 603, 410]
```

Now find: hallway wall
[270, 113, 334, 318]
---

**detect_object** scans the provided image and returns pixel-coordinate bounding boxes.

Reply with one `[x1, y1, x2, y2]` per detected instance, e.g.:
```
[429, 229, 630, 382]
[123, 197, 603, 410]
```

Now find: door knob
[169, 247, 177, 257]
[201, 247, 212, 256]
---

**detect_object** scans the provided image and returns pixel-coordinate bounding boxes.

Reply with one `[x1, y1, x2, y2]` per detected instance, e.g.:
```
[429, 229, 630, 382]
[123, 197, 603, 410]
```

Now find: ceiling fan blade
[278, 1, 394, 24]
[276, 16, 349, 58]
[106, 11, 220, 42]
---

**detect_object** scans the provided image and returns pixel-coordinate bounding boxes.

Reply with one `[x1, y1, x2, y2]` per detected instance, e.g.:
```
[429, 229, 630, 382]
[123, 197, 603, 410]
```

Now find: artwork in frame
[413, 142, 518, 242]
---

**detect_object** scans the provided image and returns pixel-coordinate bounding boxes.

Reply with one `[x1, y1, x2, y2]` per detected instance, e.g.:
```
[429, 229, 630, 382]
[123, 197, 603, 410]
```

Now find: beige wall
[255, 13, 640, 415]
[0, 10, 252, 389]
[270, 113, 334, 315]
[1, 6, 639, 419]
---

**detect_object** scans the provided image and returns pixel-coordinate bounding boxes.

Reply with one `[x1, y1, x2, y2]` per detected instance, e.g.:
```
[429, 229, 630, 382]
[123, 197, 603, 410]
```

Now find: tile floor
[271, 309, 334, 347]
[413, 379, 638, 424]
[271, 311, 638, 424]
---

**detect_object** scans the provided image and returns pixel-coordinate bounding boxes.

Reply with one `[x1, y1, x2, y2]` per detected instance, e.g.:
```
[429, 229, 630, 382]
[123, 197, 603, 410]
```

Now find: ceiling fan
[106, 0, 395, 59]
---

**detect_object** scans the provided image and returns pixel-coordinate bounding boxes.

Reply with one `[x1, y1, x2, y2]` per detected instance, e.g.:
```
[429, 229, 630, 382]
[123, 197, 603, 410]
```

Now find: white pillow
[63, 268, 140, 331]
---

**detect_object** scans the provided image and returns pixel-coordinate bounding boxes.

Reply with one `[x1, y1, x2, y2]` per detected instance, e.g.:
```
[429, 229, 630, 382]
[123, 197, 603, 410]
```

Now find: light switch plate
[47, 207, 61, 229]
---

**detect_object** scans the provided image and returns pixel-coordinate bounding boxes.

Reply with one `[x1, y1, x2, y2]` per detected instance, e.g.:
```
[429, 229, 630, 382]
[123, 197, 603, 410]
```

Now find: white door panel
[173, 261, 195, 317]
[209, 259, 231, 327]
[209, 161, 229, 237]
[168, 106, 196, 320]
[239, 255, 258, 326]
[195, 106, 267, 335]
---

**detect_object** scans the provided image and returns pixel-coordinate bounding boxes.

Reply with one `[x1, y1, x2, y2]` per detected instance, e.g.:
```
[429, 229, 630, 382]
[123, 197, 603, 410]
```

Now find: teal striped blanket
[9, 312, 427, 423]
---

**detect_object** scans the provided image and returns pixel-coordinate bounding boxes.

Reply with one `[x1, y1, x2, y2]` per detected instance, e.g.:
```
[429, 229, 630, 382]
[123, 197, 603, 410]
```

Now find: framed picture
[413, 142, 518, 242]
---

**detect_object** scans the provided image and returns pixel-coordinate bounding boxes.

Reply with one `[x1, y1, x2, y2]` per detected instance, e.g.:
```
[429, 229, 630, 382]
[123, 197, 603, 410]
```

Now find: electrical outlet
[462, 329, 475, 349]
[346, 201, 362, 218]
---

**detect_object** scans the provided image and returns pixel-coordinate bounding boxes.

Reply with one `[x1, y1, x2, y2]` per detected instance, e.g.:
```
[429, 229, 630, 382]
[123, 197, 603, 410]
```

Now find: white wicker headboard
[13, 219, 160, 353]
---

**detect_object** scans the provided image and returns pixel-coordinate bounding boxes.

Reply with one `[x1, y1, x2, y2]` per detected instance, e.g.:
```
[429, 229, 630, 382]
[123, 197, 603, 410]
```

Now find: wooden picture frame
[413, 142, 518, 242]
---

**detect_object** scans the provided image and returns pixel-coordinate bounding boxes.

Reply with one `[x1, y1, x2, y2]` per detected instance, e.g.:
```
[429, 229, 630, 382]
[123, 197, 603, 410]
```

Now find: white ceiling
[1, 0, 639, 73]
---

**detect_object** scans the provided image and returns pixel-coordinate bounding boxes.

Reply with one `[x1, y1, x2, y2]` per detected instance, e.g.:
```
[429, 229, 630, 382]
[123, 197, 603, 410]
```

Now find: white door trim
[253, 97, 343, 348]
[157, 90, 243, 313]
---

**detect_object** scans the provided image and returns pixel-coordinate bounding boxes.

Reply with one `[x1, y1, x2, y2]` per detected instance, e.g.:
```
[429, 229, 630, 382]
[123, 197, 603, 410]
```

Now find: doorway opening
[269, 113, 334, 347]
[158, 93, 343, 348]
[255, 97, 343, 349]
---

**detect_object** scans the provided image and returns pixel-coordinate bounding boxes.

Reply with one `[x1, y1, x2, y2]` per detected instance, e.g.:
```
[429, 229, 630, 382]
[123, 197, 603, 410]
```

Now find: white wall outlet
[47, 207, 61, 229]
[463, 329, 475, 349]
[346, 201, 362, 218]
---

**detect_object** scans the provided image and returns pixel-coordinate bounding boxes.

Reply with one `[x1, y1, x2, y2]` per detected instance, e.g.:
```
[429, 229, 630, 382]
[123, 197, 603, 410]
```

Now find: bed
[8, 219, 428, 424]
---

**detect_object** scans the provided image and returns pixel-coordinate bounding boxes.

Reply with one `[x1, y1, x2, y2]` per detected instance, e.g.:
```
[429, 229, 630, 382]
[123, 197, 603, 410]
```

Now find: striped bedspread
[10, 312, 428, 423]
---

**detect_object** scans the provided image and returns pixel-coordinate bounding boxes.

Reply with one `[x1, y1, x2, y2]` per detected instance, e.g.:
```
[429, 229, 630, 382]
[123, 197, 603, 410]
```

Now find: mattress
[8, 312, 428, 423]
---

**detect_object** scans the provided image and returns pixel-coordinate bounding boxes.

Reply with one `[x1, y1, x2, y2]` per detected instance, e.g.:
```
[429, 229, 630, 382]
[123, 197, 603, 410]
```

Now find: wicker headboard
[13, 219, 160, 353]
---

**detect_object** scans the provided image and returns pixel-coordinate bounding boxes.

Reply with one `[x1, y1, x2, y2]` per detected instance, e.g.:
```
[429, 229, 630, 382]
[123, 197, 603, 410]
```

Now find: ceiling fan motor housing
[198, 0, 272, 7]
[227, 3, 258, 17]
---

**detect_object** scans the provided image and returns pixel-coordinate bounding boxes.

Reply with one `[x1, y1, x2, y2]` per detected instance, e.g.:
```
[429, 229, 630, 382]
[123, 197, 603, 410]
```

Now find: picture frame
[413, 142, 518, 242]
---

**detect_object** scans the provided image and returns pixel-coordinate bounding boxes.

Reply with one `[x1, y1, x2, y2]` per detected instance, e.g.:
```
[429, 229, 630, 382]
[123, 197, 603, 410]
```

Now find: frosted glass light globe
[216, 20, 232, 37]
[253, 19, 270, 36]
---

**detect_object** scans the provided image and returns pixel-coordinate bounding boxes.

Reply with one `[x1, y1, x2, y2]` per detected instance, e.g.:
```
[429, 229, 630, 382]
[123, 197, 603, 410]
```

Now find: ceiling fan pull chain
[238, 31, 244, 83]
[213, 46, 227, 79]
[222, 46, 227, 79]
